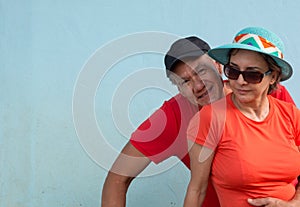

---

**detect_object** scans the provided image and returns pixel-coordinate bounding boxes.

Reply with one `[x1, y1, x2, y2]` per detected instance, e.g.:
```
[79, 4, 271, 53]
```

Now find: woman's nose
[236, 73, 247, 84]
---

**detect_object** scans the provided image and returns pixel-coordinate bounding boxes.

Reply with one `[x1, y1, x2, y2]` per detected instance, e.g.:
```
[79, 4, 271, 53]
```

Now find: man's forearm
[101, 142, 151, 207]
[101, 172, 132, 207]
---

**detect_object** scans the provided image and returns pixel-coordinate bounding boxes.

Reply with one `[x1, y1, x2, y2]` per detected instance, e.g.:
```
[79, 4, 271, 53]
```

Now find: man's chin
[196, 94, 212, 106]
[189, 95, 214, 106]
[196, 99, 210, 106]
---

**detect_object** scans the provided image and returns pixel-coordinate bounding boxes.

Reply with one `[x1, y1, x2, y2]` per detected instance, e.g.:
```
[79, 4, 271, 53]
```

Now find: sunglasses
[224, 65, 272, 84]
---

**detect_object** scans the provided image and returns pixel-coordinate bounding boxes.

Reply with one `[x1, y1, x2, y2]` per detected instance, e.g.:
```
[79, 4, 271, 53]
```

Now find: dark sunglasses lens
[243, 71, 263, 83]
[224, 66, 239, 80]
[224, 65, 264, 84]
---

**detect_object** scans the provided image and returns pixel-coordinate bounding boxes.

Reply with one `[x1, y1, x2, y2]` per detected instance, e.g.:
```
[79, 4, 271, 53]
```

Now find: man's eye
[181, 79, 190, 85]
[196, 69, 206, 75]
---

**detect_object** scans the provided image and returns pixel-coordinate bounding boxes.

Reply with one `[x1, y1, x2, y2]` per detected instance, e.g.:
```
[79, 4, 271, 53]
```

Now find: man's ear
[214, 61, 223, 75]
[177, 85, 183, 93]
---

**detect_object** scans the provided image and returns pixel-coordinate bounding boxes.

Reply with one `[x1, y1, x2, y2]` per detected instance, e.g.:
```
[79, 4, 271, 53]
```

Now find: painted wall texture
[1, 0, 300, 206]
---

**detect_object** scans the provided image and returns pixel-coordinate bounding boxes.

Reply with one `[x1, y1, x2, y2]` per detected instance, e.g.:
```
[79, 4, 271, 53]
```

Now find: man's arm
[101, 141, 151, 207]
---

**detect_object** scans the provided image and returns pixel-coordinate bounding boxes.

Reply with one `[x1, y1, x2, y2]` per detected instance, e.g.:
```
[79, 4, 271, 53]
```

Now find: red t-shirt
[130, 84, 295, 207]
[187, 95, 300, 207]
[270, 84, 296, 106]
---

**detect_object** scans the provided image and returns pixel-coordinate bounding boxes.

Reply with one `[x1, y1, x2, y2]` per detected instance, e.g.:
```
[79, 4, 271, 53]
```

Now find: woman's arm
[183, 141, 215, 207]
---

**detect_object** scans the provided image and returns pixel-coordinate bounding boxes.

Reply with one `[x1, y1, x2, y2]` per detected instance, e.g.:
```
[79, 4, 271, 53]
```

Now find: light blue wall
[1, 1, 299, 206]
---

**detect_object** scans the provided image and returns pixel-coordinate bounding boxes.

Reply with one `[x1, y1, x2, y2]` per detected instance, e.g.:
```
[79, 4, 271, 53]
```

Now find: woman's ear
[270, 72, 278, 85]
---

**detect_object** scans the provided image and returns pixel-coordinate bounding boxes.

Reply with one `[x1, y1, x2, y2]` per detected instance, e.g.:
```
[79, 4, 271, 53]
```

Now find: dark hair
[228, 49, 281, 94]
[261, 53, 281, 94]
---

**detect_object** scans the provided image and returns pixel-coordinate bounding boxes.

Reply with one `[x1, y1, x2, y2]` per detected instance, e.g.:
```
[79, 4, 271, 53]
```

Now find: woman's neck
[231, 94, 270, 122]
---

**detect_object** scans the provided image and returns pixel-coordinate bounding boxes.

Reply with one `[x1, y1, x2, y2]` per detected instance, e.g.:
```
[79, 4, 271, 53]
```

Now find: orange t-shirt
[188, 94, 300, 207]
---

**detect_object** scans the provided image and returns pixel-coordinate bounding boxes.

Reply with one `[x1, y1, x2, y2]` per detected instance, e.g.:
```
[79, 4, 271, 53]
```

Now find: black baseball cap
[164, 36, 211, 72]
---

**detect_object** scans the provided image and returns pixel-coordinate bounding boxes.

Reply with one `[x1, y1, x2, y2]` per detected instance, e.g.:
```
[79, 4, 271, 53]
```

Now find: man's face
[170, 54, 224, 106]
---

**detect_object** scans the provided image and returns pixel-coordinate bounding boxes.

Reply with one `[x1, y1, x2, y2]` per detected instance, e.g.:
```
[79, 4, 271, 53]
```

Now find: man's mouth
[198, 90, 209, 99]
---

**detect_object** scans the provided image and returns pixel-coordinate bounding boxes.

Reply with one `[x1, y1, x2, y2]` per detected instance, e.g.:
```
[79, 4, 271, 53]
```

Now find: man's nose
[192, 75, 205, 92]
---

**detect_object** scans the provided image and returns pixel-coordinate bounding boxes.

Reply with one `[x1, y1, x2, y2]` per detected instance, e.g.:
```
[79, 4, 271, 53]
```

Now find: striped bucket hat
[208, 27, 293, 81]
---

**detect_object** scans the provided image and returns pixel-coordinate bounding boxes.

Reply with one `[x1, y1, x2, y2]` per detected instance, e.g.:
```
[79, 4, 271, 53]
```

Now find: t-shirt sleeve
[270, 84, 296, 106]
[187, 104, 224, 150]
[130, 100, 180, 163]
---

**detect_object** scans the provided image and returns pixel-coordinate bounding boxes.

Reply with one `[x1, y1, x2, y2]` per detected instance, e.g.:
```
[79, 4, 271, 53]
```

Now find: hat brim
[168, 50, 205, 71]
[208, 43, 293, 81]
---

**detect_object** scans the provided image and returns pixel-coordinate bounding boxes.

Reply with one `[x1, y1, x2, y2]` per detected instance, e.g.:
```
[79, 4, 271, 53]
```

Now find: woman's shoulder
[269, 95, 299, 118]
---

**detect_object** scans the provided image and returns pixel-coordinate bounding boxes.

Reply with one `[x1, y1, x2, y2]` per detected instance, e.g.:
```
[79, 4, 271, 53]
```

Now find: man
[101, 36, 295, 207]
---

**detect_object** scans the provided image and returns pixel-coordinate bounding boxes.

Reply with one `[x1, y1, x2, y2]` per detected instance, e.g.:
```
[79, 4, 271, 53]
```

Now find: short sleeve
[130, 100, 180, 163]
[187, 102, 225, 150]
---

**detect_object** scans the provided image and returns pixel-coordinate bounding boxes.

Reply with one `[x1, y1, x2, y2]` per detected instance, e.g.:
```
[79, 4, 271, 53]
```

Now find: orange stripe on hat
[234, 33, 283, 59]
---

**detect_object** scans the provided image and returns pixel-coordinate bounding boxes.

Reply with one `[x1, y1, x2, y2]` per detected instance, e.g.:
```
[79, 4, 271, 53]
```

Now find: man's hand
[248, 197, 300, 207]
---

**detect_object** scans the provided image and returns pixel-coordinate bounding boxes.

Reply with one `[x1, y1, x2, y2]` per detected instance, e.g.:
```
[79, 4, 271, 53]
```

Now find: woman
[184, 27, 300, 207]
